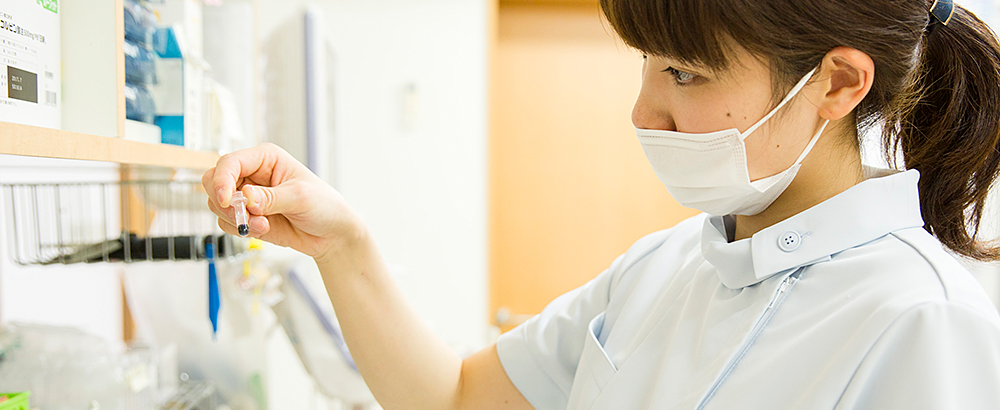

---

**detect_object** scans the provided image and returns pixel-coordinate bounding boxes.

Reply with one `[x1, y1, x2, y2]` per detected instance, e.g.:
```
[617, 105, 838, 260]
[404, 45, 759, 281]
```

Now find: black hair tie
[927, 0, 955, 34]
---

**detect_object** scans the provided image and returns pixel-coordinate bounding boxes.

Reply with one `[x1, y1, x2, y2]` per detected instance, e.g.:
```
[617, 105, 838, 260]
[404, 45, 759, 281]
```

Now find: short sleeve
[495, 253, 626, 410]
[836, 302, 1000, 409]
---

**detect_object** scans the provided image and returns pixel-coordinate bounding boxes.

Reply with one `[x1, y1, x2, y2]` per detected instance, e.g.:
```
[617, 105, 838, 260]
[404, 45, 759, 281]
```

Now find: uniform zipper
[694, 268, 804, 410]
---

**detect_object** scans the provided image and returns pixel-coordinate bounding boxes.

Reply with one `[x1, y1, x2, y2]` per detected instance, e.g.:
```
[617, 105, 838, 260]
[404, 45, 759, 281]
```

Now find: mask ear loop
[791, 119, 830, 166]
[739, 67, 819, 141]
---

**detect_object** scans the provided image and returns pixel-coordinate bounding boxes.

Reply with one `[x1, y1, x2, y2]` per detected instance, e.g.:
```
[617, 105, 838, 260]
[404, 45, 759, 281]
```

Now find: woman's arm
[314, 232, 533, 410]
[203, 144, 533, 410]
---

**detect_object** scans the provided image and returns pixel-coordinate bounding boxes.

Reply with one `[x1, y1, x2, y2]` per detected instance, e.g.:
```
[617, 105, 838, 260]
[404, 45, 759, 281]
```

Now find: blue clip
[206, 243, 221, 340]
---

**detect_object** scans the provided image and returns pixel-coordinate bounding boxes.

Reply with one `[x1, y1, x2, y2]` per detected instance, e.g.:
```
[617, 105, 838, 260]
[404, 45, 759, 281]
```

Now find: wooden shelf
[0, 121, 219, 170]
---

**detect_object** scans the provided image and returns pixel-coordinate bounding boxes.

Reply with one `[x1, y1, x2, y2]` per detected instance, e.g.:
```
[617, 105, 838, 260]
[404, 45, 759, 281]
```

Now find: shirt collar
[702, 169, 925, 289]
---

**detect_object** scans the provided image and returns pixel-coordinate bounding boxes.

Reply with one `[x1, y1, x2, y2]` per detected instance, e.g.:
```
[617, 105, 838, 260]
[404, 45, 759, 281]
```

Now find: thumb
[242, 183, 301, 216]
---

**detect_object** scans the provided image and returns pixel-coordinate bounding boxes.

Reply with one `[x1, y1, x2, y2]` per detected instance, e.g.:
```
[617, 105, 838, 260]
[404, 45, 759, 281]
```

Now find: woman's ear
[809, 47, 875, 120]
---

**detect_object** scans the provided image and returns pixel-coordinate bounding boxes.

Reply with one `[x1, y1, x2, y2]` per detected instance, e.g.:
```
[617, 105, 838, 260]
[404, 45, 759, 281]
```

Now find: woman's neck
[733, 121, 865, 241]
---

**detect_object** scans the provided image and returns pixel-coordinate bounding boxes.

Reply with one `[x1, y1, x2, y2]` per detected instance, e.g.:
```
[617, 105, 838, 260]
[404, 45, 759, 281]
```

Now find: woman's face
[632, 48, 824, 181]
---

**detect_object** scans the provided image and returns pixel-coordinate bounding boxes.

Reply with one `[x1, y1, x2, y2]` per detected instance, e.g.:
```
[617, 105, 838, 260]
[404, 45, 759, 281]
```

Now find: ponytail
[890, 5, 1000, 261]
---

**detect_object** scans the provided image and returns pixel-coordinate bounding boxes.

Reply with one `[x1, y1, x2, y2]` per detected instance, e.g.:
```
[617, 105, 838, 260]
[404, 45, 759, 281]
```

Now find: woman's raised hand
[202, 143, 365, 262]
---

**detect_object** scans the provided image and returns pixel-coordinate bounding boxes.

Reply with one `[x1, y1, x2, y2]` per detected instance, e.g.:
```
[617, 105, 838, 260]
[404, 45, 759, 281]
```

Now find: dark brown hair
[601, 0, 1000, 260]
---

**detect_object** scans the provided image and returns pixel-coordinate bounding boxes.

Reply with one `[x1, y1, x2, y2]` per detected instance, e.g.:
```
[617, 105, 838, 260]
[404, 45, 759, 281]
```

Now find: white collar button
[778, 231, 802, 252]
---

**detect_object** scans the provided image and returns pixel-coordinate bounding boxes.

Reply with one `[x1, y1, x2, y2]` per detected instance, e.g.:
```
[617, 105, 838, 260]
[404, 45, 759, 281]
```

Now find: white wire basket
[1, 180, 246, 265]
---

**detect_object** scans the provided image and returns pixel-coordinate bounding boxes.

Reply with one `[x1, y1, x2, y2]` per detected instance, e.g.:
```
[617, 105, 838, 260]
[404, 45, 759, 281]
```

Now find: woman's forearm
[314, 232, 464, 410]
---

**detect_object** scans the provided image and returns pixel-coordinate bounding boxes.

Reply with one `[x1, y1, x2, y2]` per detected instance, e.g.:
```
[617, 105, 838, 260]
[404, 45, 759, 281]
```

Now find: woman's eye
[664, 67, 697, 85]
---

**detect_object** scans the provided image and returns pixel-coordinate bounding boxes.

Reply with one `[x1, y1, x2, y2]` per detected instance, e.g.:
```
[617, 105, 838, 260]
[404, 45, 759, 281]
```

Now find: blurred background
[1, 0, 999, 409]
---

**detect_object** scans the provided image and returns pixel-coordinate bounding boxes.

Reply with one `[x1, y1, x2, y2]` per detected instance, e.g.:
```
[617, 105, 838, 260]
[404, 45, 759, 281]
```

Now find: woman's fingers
[211, 145, 282, 208]
[211, 197, 274, 237]
[242, 183, 303, 217]
[201, 167, 217, 201]
[249, 215, 270, 236]
[201, 143, 341, 256]
[217, 218, 240, 236]
[206, 199, 236, 225]
[207, 176, 300, 222]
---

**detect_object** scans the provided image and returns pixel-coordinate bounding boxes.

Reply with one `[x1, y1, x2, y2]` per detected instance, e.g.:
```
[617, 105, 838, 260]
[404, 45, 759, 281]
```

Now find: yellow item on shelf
[244, 238, 265, 315]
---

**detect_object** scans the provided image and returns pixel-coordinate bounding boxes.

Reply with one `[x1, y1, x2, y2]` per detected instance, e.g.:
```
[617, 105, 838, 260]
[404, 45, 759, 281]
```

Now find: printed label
[0, 0, 60, 128]
[8, 65, 35, 103]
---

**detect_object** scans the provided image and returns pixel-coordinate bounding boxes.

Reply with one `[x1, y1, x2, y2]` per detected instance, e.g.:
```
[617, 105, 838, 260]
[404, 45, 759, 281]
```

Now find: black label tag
[8, 66, 37, 104]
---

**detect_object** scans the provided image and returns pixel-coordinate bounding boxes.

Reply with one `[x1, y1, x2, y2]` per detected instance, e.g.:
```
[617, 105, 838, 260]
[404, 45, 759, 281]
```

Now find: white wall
[252, 2, 491, 406]
[964, 0, 1000, 23]
[257, 0, 491, 356]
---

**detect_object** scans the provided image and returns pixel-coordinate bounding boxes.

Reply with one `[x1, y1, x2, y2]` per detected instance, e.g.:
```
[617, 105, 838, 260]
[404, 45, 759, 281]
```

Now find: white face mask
[635, 68, 829, 216]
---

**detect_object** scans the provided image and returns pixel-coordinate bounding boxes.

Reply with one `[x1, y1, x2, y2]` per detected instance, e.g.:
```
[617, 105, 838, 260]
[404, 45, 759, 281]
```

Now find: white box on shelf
[0, 0, 60, 129]
[151, 25, 205, 149]
[123, 119, 162, 145]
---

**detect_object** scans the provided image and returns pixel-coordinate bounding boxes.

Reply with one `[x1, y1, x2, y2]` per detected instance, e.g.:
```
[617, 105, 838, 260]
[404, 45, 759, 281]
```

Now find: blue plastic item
[124, 82, 156, 124]
[124, 0, 155, 45]
[205, 243, 221, 340]
[157, 117, 185, 146]
[123, 40, 157, 85]
[152, 26, 184, 59]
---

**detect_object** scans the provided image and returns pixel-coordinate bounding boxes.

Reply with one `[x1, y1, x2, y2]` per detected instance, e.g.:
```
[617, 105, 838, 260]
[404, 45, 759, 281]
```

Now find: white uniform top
[497, 170, 1000, 410]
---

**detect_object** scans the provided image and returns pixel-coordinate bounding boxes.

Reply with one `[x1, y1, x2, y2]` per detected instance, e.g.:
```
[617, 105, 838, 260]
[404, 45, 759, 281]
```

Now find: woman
[203, 0, 1000, 408]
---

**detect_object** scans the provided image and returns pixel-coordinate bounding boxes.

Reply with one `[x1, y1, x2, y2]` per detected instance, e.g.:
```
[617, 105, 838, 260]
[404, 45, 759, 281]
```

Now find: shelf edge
[0, 121, 220, 170]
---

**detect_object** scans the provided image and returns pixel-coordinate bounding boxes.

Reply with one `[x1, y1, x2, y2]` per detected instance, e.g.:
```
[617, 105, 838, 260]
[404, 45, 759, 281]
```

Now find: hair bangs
[600, 0, 736, 70]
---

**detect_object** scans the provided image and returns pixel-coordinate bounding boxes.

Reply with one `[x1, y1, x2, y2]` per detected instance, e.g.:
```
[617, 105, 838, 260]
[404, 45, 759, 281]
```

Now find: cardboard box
[0, 0, 60, 128]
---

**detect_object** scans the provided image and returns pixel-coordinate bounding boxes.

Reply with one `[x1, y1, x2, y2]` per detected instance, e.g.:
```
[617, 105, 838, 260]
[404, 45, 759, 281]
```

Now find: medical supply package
[0, 0, 60, 129]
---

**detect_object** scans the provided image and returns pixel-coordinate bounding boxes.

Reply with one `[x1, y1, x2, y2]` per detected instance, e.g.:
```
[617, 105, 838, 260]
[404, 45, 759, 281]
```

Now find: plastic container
[231, 191, 250, 237]
[124, 39, 158, 85]
[124, 0, 156, 45]
[125, 82, 157, 124]
[0, 392, 30, 410]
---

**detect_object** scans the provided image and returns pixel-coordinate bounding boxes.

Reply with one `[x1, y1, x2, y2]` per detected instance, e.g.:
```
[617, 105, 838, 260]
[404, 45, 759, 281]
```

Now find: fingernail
[250, 216, 264, 232]
[216, 188, 227, 206]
